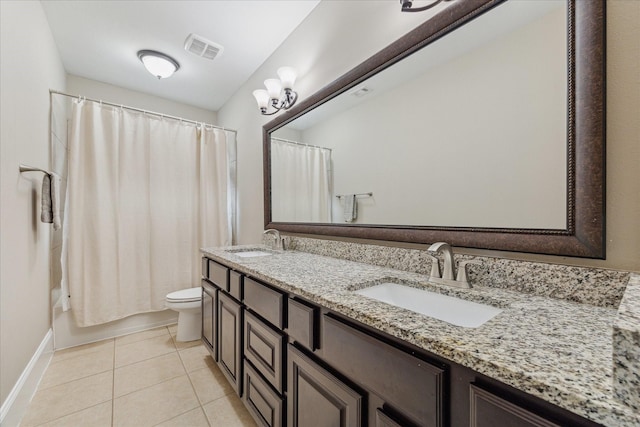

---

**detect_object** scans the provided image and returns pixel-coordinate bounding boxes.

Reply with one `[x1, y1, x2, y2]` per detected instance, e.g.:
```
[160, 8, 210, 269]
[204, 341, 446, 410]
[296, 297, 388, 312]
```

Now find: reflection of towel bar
[19, 164, 51, 175]
[336, 192, 373, 199]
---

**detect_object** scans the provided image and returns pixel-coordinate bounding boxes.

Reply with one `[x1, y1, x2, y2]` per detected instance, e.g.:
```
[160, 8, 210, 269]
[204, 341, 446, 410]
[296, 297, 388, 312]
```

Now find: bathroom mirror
[263, 0, 605, 258]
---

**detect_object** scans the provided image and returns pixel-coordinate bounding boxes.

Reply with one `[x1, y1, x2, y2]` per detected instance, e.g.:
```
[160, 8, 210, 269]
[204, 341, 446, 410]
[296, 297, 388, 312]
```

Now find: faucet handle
[456, 260, 482, 285]
[426, 254, 441, 279]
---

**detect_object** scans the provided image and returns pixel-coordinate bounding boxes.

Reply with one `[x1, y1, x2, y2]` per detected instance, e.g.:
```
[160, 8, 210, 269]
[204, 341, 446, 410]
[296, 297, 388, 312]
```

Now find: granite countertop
[201, 245, 640, 427]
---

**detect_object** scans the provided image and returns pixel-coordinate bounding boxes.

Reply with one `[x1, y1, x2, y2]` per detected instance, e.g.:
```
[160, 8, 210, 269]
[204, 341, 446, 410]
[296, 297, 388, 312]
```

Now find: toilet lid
[166, 287, 201, 302]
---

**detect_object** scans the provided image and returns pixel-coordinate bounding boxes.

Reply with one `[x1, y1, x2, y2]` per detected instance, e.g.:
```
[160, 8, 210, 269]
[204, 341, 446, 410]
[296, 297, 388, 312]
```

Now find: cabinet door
[201, 280, 217, 360]
[218, 291, 243, 395]
[375, 409, 405, 427]
[470, 385, 561, 427]
[287, 345, 363, 427]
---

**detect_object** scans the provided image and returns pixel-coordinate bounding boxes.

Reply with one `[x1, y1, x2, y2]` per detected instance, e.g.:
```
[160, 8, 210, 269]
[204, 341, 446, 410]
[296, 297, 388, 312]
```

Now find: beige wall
[0, 0, 66, 406]
[219, 0, 640, 272]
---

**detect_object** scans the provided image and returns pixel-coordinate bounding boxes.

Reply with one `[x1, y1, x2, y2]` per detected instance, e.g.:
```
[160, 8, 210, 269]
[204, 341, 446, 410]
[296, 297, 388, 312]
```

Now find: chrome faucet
[427, 242, 481, 289]
[428, 242, 456, 280]
[263, 229, 285, 251]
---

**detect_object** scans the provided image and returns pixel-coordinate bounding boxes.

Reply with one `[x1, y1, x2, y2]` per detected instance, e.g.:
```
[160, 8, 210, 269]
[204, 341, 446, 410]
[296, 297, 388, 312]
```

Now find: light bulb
[264, 79, 282, 100]
[252, 90, 270, 109]
[277, 67, 297, 90]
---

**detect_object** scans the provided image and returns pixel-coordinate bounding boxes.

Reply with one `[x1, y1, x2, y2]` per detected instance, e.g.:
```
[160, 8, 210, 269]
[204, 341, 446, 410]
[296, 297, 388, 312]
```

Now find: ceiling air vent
[184, 33, 224, 60]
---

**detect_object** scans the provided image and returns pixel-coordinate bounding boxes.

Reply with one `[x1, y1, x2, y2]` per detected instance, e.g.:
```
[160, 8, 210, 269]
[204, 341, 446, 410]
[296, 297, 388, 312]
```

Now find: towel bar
[19, 164, 51, 175]
[336, 192, 373, 199]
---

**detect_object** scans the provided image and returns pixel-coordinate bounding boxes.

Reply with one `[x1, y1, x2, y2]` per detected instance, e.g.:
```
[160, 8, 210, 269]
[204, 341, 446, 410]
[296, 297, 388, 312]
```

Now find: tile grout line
[173, 330, 213, 426]
[23, 330, 227, 427]
[25, 340, 115, 427]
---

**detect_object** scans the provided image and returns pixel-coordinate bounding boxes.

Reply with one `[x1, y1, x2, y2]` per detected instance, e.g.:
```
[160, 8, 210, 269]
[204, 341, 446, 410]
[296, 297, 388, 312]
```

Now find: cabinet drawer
[470, 385, 560, 427]
[208, 260, 229, 290]
[229, 270, 243, 301]
[244, 277, 285, 329]
[245, 310, 285, 393]
[202, 257, 209, 277]
[322, 314, 446, 427]
[286, 298, 317, 351]
[244, 360, 284, 427]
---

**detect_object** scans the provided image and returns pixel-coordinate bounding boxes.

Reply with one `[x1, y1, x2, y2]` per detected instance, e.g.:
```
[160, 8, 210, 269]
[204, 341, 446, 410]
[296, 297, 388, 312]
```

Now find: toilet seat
[166, 287, 201, 303]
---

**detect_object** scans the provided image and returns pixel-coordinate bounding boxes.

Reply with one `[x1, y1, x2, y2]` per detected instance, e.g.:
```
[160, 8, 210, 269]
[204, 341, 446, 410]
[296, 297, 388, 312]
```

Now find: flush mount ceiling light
[252, 67, 298, 116]
[400, 0, 453, 12]
[137, 50, 180, 79]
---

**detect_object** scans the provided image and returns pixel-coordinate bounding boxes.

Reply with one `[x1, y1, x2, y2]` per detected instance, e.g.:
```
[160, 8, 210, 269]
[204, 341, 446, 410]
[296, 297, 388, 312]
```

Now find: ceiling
[41, 1, 320, 111]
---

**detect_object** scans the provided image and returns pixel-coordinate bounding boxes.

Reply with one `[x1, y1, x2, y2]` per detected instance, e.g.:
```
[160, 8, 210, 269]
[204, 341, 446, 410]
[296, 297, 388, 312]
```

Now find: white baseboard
[0, 329, 53, 427]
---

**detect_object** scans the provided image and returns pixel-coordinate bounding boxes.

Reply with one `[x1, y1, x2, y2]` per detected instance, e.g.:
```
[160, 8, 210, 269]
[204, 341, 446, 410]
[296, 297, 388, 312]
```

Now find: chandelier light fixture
[137, 50, 180, 79]
[252, 67, 298, 115]
[400, 0, 452, 12]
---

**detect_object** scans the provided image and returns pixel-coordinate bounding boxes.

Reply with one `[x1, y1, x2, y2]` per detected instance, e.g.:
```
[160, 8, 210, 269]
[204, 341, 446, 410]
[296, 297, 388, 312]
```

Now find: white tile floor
[20, 325, 257, 427]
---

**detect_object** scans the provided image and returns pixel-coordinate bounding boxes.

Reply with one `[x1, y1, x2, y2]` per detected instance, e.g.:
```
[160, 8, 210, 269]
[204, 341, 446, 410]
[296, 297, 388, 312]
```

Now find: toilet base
[176, 309, 201, 342]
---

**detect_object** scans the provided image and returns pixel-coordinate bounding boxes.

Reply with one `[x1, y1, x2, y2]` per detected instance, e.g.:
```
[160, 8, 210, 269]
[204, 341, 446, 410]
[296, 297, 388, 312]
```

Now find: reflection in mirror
[271, 0, 567, 228]
[270, 137, 332, 222]
[264, 0, 605, 258]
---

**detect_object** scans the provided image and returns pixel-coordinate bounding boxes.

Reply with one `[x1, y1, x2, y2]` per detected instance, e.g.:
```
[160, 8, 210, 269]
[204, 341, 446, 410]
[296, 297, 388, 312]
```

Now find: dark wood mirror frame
[263, 0, 605, 259]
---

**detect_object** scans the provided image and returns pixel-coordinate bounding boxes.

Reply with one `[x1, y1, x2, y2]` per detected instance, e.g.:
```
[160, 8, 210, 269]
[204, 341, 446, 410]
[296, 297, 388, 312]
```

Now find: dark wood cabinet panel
[201, 280, 217, 360]
[244, 310, 285, 393]
[229, 270, 243, 301]
[470, 385, 560, 427]
[218, 291, 243, 395]
[202, 257, 209, 278]
[244, 360, 284, 427]
[286, 298, 317, 351]
[287, 345, 363, 427]
[208, 259, 229, 291]
[244, 277, 285, 329]
[322, 314, 446, 427]
[376, 409, 405, 427]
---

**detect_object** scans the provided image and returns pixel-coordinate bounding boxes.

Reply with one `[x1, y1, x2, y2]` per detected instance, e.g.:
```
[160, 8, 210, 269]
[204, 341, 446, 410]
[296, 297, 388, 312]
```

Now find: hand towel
[50, 172, 62, 230]
[343, 194, 357, 223]
[41, 172, 62, 230]
[41, 174, 53, 224]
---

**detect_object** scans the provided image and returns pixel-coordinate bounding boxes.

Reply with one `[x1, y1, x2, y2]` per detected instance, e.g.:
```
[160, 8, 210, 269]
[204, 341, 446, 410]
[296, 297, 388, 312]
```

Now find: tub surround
[203, 242, 639, 426]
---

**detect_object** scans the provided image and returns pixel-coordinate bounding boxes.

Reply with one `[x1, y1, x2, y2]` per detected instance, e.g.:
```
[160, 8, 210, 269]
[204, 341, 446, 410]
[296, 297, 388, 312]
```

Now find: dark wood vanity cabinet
[202, 259, 243, 395]
[202, 257, 602, 427]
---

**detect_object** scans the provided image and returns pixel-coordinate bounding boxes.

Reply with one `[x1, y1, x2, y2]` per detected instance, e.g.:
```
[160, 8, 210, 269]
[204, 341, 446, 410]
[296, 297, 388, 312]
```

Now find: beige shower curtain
[62, 100, 234, 327]
[270, 139, 331, 222]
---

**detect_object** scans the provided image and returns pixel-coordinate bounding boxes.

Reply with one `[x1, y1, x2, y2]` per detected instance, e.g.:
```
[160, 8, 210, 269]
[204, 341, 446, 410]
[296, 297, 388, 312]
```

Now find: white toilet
[165, 287, 202, 342]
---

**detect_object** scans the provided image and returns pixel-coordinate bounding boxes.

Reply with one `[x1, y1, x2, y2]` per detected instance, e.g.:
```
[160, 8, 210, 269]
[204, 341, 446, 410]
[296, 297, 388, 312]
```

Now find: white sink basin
[232, 250, 273, 258]
[354, 283, 502, 328]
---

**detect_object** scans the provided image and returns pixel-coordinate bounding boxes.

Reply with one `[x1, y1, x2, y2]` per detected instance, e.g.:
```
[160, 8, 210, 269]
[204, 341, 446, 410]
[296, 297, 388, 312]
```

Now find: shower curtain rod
[271, 137, 332, 152]
[49, 90, 237, 134]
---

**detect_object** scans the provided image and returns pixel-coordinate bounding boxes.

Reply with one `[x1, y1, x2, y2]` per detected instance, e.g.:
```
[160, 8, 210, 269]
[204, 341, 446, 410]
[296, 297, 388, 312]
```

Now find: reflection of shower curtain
[61, 100, 235, 327]
[271, 139, 331, 222]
